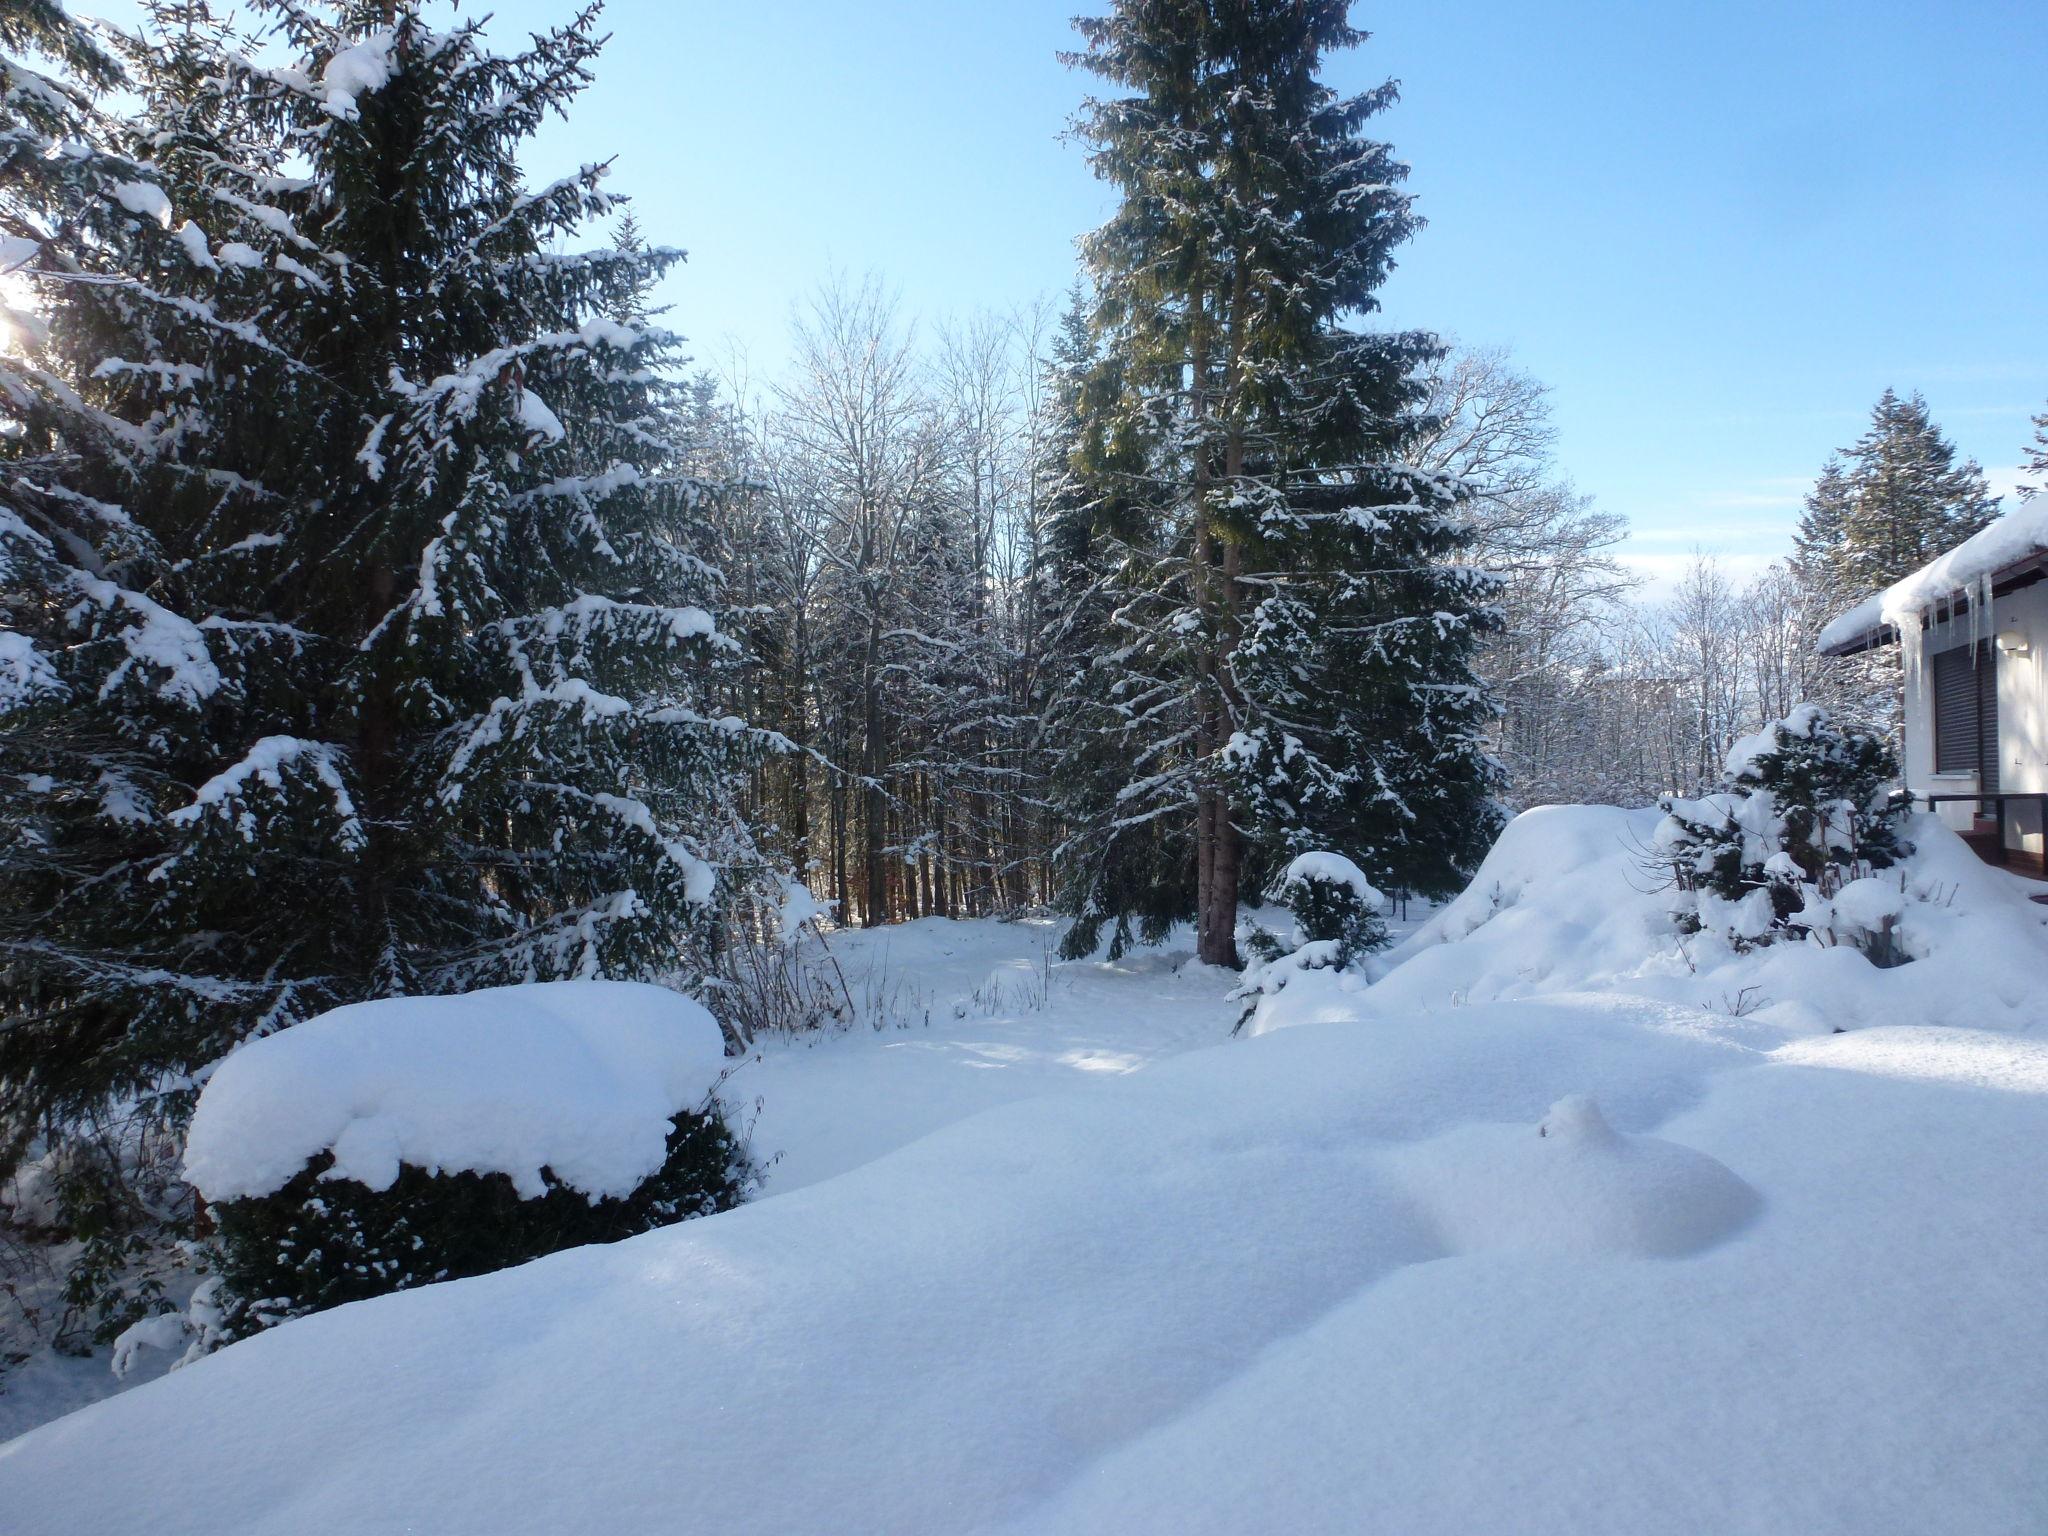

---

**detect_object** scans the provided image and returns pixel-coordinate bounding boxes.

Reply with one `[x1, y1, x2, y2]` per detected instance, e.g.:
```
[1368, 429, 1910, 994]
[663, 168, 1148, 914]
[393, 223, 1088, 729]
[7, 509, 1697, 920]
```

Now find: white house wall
[1903, 582, 2048, 852]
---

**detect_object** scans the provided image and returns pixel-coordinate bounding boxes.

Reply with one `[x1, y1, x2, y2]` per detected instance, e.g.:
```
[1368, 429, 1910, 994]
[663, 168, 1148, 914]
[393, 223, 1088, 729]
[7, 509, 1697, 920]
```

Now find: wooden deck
[1927, 793, 2048, 881]
[1962, 828, 2048, 878]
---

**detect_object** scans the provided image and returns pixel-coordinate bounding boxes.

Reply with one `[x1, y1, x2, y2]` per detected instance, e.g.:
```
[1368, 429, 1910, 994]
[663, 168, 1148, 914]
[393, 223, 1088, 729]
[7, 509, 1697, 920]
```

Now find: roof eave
[1819, 622, 1898, 659]
[1817, 551, 2048, 658]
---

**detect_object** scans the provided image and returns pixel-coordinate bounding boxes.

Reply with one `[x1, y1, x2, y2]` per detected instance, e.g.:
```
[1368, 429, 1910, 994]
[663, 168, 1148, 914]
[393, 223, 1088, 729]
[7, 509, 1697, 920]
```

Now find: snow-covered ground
[729, 916, 1239, 1194]
[0, 915, 1246, 1441]
[4, 817, 2047, 1534]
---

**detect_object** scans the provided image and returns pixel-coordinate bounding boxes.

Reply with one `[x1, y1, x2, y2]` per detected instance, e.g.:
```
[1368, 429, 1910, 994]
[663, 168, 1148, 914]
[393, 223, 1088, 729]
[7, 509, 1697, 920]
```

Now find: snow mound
[1249, 803, 2048, 1039]
[182, 981, 726, 1203]
[109, 180, 171, 228]
[1397, 1094, 1759, 1259]
[514, 386, 565, 442]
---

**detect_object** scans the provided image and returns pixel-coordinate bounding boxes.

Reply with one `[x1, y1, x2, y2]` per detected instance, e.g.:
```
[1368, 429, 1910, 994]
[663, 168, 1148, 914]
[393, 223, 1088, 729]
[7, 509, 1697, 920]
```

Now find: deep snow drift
[4, 819, 2047, 1534]
[1248, 803, 2047, 1039]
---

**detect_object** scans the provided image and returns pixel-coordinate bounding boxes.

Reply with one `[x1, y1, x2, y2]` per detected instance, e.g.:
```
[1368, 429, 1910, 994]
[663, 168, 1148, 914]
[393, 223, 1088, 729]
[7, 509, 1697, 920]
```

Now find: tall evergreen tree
[2021, 405, 2047, 503]
[1, 0, 767, 1327]
[1797, 389, 1999, 597]
[0, 0, 324, 1331]
[1791, 457, 1852, 590]
[1037, 282, 1194, 957]
[1060, 0, 1500, 967]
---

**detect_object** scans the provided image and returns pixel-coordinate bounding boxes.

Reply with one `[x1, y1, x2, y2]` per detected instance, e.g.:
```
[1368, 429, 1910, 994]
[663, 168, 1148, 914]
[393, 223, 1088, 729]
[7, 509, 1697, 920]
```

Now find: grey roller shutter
[1932, 642, 1998, 791]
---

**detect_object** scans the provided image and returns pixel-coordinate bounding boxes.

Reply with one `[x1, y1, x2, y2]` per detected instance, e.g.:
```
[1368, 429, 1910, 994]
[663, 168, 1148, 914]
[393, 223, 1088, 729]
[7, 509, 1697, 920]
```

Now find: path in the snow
[725, 917, 1242, 1194]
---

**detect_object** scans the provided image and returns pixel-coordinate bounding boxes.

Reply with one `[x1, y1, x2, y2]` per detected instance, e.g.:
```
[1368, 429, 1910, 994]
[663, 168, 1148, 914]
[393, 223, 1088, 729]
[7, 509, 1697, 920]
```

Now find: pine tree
[2021, 405, 2047, 503]
[1804, 389, 1999, 596]
[2, 1, 767, 1328]
[1037, 281, 1194, 957]
[1791, 457, 1852, 590]
[1062, 0, 1501, 967]
[0, 0, 321, 1335]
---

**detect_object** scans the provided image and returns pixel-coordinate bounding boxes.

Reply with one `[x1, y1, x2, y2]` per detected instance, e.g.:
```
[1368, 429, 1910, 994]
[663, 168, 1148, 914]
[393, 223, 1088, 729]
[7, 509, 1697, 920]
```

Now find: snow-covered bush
[155, 984, 751, 1353]
[205, 1107, 745, 1343]
[1260, 853, 1389, 969]
[1235, 853, 1389, 1029]
[1655, 705, 1909, 957]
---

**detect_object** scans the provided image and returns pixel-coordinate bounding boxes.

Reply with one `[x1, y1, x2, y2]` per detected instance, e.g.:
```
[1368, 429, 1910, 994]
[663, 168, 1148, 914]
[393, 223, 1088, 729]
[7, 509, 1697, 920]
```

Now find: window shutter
[1932, 642, 1998, 789]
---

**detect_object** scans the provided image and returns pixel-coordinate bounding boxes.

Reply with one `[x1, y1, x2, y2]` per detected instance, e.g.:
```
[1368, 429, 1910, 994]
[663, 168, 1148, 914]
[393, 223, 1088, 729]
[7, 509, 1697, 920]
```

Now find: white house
[1818, 504, 2048, 877]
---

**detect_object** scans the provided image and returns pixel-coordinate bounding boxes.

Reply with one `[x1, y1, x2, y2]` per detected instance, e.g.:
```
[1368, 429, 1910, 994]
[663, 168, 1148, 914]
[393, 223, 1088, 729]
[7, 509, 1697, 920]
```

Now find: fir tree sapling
[1232, 850, 1389, 1032]
[1655, 705, 1910, 958]
[1248, 852, 1389, 970]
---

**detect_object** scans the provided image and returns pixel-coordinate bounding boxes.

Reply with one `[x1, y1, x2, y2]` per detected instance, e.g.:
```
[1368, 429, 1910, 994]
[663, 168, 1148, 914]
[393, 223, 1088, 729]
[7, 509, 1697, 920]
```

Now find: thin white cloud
[1697, 490, 1806, 510]
[1986, 464, 2032, 503]
[1618, 550, 1782, 606]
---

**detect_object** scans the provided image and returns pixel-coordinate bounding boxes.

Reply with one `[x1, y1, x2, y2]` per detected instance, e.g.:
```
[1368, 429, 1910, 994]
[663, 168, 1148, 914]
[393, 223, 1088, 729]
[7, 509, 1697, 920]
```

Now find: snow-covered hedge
[163, 982, 750, 1350]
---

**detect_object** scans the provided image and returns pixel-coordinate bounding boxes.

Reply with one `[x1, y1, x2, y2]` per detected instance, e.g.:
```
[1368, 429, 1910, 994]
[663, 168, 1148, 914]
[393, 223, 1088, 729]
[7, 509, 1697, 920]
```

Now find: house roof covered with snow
[1817, 503, 2048, 656]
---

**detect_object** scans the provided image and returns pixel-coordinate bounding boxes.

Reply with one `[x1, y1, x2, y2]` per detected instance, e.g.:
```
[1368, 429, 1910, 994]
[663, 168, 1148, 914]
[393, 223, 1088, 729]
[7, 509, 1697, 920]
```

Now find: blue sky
[121, 1, 2048, 592]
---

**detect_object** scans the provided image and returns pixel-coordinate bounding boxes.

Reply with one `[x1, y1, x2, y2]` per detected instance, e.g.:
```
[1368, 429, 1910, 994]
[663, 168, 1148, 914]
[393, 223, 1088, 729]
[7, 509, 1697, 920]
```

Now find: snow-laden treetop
[1817, 501, 2048, 654]
[183, 982, 727, 1203]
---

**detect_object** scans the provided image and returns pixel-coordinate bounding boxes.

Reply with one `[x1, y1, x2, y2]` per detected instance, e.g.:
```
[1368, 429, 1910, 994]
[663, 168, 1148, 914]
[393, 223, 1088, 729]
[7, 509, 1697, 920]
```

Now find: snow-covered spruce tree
[0, 0, 330, 1341]
[1062, 1, 1502, 967]
[1036, 283, 1196, 959]
[239, 3, 769, 994]
[1255, 852, 1387, 967]
[1795, 389, 1999, 600]
[1231, 849, 1387, 1030]
[1655, 705, 1908, 956]
[2, 2, 766, 1337]
[2022, 404, 2047, 502]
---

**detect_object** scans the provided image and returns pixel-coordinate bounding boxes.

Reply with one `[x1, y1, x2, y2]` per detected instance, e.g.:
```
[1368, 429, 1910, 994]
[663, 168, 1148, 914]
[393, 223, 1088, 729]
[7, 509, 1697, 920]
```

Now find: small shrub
[1233, 852, 1390, 1031]
[1656, 704, 1910, 957]
[1269, 852, 1389, 969]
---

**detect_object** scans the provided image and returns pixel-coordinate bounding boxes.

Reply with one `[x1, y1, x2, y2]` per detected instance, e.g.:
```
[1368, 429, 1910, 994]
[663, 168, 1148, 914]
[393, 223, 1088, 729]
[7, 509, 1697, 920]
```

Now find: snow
[1818, 500, 2048, 652]
[70, 578, 220, 706]
[776, 878, 830, 941]
[514, 386, 566, 442]
[6, 841, 2047, 1532]
[167, 736, 361, 846]
[0, 629, 63, 709]
[1722, 701, 1822, 777]
[214, 241, 263, 269]
[0, 233, 38, 273]
[172, 221, 215, 270]
[181, 981, 728, 1204]
[1830, 874, 1904, 934]
[577, 317, 640, 349]
[1275, 850, 1384, 907]
[108, 181, 171, 228]
[734, 917, 1233, 1192]
[317, 33, 398, 122]
[1390, 1092, 1759, 1259]
[1263, 803, 2048, 1038]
